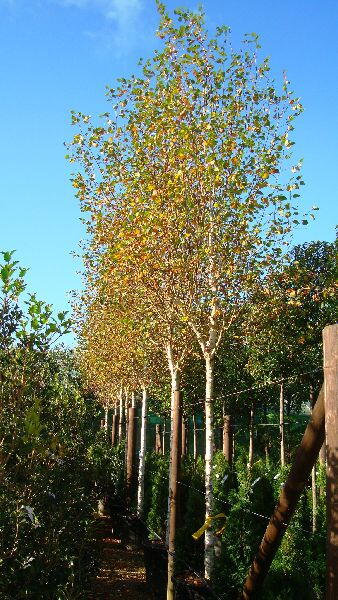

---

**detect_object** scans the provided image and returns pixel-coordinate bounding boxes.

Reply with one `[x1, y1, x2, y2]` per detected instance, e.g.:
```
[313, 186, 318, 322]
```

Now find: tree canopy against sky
[0, 0, 337, 321]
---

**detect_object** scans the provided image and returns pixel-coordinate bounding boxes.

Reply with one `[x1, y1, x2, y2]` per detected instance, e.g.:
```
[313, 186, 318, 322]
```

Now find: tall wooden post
[223, 415, 232, 466]
[155, 424, 162, 453]
[126, 406, 136, 505]
[167, 391, 182, 600]
[280, 383, 285, 466]
[323, 324, 338, 600]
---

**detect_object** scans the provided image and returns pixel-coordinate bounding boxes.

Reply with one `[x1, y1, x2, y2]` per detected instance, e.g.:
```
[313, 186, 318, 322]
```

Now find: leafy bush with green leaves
[0, 252, 117, 598]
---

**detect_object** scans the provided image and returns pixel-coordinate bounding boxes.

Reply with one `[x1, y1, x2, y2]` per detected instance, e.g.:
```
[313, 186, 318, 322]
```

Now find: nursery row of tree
[67, 4, 337, 598]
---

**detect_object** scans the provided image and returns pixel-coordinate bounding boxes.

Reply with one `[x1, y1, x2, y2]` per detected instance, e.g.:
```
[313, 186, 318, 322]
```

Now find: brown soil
[88, 515, 151, 600]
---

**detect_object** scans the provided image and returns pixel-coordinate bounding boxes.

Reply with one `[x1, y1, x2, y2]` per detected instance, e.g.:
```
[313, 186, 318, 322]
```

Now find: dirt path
[88, 515, 151, 600]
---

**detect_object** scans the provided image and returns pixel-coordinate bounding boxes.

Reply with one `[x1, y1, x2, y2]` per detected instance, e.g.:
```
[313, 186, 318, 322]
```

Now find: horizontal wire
[157, 472, 314, 535]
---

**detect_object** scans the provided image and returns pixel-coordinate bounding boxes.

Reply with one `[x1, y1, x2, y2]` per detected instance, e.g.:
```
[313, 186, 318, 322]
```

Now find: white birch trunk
[280, 383, 285, 466]
[137, 387, 148, 517]
[104, 405, 108, 434]
[193, 414, 197, 461]
[165, 342, 180, 547]
[248, 402, 254, 469]
[204, 353, 215, 580]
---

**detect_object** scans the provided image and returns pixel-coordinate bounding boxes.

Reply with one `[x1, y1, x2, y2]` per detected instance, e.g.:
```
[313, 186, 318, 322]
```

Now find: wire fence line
[111, 366, 322, 418]
[154, 472, 315, 536]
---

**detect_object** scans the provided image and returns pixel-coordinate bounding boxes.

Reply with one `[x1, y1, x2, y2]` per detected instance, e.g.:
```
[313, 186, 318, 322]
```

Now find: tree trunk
[310, 385, 317, 532]
[323, 324, 338, 600]
[248, 402, 254, 469]
[104, 406, 108, 434]
[124, 392, 130, 469]
[111, 408, 117, 446]
[137, 387, 148, 517]
[166, 344, 180, 546]
[166, 390, 182, 600]
[204, 353, 215, 580]
[223, 415, 232, 466]
[319, 441, 326, 465]
[193, 414, 197, 460]
[118, 387, 124, 442]
[181, 419, 186, 458]
[280, 383, 285, 467]
[162, 419, 166, 454]
[241, 386, 325, 599]
[126, 405, 136, 505]
[155, 424, 162, 453]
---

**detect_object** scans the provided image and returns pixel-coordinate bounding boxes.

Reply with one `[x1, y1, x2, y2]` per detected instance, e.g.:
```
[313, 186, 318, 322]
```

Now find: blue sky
[0, 0, 337, 323]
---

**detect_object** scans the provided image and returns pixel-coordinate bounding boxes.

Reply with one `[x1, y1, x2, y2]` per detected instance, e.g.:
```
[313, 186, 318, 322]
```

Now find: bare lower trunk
[104, 406, 108, 434]
[181, 419, 187, 457]
[205, 353, 215, 580]
[310, 385, 317, 532]
[166, 391, 182, 600]
[166, 365, 180, 546]
[162, 419, 166, 454]
[193, 415, 197, 460]
[280, 383, 285, 466]
[155, 424, 162, 453]
[118, 388, 123, 442]
[111, 405, 117, 446]
[248, 402, 254, 469]
[223, 415, 232, 466]
[126, 403, 136, 505]
[137, 387, 148, 517]
[312, 465, 317, 532]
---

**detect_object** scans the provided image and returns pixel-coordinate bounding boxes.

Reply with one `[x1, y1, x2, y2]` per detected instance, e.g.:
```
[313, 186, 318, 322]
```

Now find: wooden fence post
[155, 424, 162, 453]
[241, 385, 325, 599]
[223, 415, 232, 466]
[323, 324, 338, 600]
[167, 390, 182, 600]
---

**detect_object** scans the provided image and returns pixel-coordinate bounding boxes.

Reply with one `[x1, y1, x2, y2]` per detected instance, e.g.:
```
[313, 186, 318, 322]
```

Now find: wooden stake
[323, 324, 338, 600]
[155, 424, 162, 453]
[167, 391, 182, 600]
[241, 386, 325, 599]
[223, 415, 232, 466]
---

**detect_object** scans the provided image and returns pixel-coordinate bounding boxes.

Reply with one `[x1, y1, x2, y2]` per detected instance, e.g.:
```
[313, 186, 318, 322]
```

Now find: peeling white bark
[137, 387, 148, 517]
